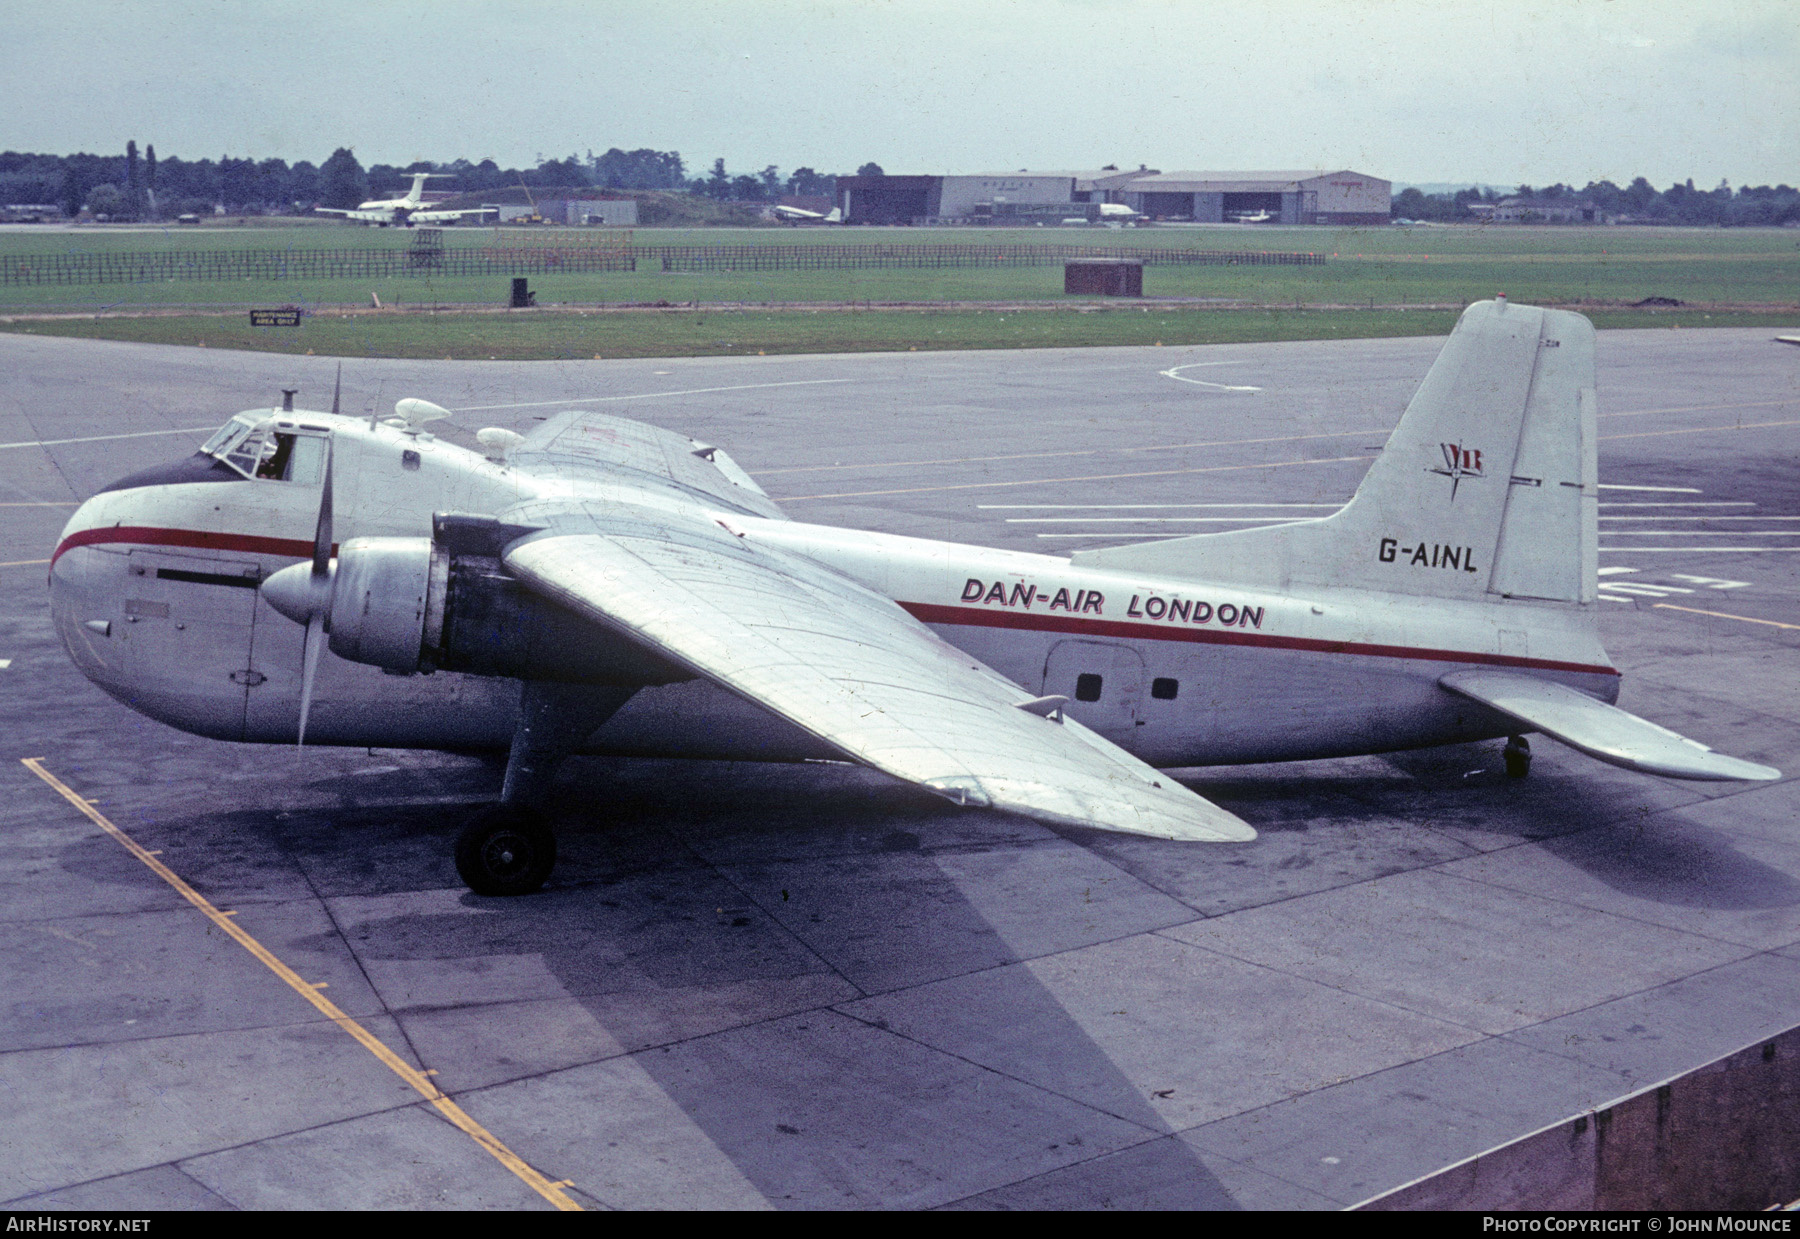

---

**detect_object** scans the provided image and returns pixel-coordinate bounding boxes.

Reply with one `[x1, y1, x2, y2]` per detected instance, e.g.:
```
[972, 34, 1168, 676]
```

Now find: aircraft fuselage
[50, 410, 1618, 771]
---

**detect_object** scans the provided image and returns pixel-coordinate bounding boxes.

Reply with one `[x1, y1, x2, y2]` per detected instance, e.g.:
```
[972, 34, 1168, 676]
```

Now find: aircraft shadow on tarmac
[43, 745, 1799, 1207]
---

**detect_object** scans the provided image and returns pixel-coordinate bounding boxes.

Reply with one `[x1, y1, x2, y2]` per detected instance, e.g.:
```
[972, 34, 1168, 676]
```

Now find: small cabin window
[1075, 673, 1103, 702]
[1152, 677, 1179, 700]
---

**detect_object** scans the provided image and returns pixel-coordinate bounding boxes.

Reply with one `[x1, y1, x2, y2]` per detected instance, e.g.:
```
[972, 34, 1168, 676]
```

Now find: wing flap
[503, 518, 1254, 842]
[1440, 669, 1780, 782]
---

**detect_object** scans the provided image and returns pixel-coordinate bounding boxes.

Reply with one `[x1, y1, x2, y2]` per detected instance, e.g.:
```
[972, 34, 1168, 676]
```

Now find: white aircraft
[1096, 203, 1142, 222]
[770, 203, 843, 224]
[314, 172, 495, 227]
[1231, 209, 1275, 224]
[48, 300, 1778, 895]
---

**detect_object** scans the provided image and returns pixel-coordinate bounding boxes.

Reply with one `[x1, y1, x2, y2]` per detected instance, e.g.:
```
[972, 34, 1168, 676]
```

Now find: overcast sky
[5, 0, 1794, 188]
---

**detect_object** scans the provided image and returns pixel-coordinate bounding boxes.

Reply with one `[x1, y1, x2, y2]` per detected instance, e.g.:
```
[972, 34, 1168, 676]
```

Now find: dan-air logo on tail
[1429, 442, 1484, 501]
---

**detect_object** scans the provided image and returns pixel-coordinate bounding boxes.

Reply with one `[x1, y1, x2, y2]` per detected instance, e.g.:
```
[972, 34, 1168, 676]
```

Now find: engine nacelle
[325, 531, 687, 686]
[328, 536, 435, 670]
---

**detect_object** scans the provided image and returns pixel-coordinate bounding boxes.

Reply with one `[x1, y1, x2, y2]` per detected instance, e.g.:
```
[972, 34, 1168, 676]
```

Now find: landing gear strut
[453, 682, 635, 896]
[1503, 734, 1532, 779]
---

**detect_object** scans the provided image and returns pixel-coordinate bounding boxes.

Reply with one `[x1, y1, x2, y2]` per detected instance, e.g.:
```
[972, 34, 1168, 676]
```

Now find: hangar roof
[962, 169, 1161, 191]
[1127, 170, 1387, 192]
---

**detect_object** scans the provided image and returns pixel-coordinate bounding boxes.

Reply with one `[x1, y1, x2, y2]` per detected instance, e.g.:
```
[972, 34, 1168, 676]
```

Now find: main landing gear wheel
[1504, 734, 1532, 780]
[455, 805, 556, 896]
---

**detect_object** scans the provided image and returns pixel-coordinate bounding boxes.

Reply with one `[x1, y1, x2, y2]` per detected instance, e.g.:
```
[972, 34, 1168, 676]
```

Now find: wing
[512, 411, 787, 521]
[500, 507, 1254, 842]
[1440, 669, 1779, 782]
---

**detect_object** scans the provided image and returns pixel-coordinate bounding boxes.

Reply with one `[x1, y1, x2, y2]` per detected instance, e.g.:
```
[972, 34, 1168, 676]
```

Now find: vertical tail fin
[1074, 299, 1599, 605]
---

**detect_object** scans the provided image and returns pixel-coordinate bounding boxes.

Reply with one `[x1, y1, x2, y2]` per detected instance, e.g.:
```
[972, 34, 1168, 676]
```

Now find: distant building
[835, 168, 1389, 225]
[1120, 171, 1390, 225]
[1492, 198, 1604, 224]
[494, 198, 638, 226]
[538, 198, 638, 226]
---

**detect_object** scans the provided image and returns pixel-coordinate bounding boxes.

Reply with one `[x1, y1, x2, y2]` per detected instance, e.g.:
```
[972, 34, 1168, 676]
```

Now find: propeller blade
[311, 436, 334, 578]
[297, 612, 326, 748]
[330, 362, 342, 415]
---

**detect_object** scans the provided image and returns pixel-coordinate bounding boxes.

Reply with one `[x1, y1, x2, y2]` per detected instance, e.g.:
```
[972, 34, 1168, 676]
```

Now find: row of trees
[12, 143, 1792, 226]
[1392, 179, 1800, 227]
[0, 144, 877, 218]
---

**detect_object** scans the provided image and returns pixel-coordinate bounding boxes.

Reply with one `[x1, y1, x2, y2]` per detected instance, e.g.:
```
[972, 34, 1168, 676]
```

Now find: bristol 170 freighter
[49, 300, 1778, 894]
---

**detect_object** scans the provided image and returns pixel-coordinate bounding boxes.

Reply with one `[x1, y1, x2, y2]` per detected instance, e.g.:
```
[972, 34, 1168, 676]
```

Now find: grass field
[2, 223, 1794, 356]
[4, 304, 1791, 361]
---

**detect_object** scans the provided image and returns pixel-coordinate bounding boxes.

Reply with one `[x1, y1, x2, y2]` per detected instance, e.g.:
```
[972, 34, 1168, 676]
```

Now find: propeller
[261, 435, 336, 748]
[330, 361, 341, 415]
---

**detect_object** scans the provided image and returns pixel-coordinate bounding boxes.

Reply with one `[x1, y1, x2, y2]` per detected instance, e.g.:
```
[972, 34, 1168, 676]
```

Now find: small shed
[1065, 258, 1143, 297]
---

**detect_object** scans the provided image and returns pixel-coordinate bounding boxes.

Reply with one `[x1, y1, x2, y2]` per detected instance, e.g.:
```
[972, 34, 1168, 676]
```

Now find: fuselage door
[120, 550, 261, 740]
[1040, 639, 1146, 739]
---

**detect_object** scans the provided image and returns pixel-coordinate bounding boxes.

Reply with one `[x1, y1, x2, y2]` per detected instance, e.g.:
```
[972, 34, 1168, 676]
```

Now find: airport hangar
[832, 168, 1392, 225]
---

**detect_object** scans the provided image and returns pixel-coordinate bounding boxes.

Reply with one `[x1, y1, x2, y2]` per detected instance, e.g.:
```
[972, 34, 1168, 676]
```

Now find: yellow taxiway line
[20, 758, 583, 1212]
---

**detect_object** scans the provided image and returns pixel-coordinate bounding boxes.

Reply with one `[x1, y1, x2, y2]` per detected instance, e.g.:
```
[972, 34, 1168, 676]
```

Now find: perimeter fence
[1, 243, 1323, 286]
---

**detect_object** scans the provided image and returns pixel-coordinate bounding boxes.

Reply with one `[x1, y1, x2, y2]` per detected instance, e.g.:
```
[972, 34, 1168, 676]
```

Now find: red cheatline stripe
[51, 526, 321, 565]
[899, 601, 1620, 677]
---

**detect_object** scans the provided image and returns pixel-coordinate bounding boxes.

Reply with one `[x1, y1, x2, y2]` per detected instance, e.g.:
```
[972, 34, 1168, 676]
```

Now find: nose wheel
[1503, 734, 1532, 779]
[455, 805, 556, 896]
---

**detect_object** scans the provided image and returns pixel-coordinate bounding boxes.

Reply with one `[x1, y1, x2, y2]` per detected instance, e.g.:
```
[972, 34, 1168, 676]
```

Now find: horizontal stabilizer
[1440, 669, 1780, 782]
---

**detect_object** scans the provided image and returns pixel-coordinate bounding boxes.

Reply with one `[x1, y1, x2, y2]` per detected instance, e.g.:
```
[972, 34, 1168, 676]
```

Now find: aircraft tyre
[1504, 735, 1532, 779]
[455, 805, 556, 896]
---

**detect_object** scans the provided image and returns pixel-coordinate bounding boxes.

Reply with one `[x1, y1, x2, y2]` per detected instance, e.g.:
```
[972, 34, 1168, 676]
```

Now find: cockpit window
[204, 416, 325, 483]
[223, 424, 271, 477]
[200, 416, 255, 459]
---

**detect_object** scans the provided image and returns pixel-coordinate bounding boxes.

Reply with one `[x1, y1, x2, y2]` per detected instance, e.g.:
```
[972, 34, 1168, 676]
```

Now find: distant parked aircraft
[315, 173, 496, 227]
[770, 204, 843, 225]
[1230, 209, 1275, 224]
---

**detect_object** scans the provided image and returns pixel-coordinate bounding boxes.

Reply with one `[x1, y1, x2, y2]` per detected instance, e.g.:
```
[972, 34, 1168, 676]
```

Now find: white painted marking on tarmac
[1654, 604, 1800, 630]
[1669, 574, 1750, 590]
[1598, 582, 1697, 597]
[1160, 363, 1263, 393]
[1007, 516, 1318, 524]
[1602, 418, 1800, 443]
[0, 660, 10, 669]
[980, 503, 1339, 509]
[773, 453, 1378, 502]
[762, 429, 1386, 478]
[1597, 484, 1705, 493]
[450, 379, 853, 412]
[1036, 531, 1257, 540]
[0, 426, 215, 451]
[1597, 566, 1640, 575]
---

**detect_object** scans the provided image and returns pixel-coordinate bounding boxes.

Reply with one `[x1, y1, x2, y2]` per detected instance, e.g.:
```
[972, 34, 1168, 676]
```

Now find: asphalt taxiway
[0, 325, 1796, 1209]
